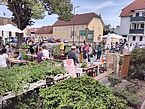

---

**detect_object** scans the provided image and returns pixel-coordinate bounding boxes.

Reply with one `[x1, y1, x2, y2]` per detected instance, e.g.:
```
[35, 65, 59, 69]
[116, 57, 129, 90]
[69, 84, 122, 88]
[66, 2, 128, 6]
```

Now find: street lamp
[72, 6, 80, 44]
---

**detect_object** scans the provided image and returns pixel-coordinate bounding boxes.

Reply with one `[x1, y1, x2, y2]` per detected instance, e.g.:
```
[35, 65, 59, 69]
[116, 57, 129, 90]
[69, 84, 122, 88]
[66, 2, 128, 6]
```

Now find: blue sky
[0, 0, 133, 28]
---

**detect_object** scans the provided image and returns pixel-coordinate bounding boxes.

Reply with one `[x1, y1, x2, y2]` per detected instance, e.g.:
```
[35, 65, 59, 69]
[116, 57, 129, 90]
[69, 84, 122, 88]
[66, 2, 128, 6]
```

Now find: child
[14, 51, 23, 60]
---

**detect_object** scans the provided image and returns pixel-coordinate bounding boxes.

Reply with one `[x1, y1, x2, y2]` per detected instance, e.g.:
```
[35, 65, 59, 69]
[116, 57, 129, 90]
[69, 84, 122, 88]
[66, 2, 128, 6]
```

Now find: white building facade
[119, 0, 145, 45]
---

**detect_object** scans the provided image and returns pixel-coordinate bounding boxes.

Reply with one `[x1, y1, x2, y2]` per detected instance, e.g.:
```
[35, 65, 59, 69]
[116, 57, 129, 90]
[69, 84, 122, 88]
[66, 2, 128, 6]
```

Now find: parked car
[10, 37, 17, 43]
[48, 38, 55, 43]
[63, 39, 69, 43]
[55, 38, 61, 42]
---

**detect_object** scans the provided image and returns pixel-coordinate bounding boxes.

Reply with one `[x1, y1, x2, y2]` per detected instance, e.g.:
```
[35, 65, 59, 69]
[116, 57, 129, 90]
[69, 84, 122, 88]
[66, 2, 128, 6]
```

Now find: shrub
[39, 76, 127, 109]
[128, 48, 145, 80]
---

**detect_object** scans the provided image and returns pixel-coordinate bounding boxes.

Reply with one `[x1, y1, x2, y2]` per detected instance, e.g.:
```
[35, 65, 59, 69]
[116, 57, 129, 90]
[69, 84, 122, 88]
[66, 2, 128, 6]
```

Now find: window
[55, 28, 57, 31]
[2, 31, 3, 36]
[143, 12, 145, 16]
[132, 36, 136, 41]
[134, 24, 137, 29]
[136, 13, 139, 17]
[141, 24, 144, 29]
[76, 26, 79, 31]
[81, 26, 84, 30]
[70, 27, 72, 31]
[98, 27, 100, 32]
[139, 36, 143, 41]
[66, 27, 69, 31]
[9, 32, 11, 37]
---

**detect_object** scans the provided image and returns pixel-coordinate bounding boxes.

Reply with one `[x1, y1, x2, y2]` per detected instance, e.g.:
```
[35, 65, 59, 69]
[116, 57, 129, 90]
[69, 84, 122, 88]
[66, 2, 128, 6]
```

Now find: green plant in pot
[81, 62, 87, 68]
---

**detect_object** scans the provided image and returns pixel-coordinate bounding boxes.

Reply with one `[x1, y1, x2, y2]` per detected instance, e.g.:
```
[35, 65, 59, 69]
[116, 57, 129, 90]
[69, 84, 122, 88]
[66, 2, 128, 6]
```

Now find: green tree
[1, 0, 73, 46]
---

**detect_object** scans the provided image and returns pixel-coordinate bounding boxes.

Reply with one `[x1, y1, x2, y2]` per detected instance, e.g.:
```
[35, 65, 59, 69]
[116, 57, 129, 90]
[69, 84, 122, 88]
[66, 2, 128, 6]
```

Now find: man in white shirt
[0, 48, 8, 68]
[124, 44, 129, 53]
[42, 46, 49, 59]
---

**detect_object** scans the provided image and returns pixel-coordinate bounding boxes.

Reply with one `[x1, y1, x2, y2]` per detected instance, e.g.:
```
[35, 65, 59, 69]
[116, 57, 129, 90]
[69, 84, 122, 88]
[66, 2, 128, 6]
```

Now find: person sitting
[42, 45, 49, 59]
[67, 46, 79, 65]
[14, 51, 23, 60]
[0, 48, 8, 68]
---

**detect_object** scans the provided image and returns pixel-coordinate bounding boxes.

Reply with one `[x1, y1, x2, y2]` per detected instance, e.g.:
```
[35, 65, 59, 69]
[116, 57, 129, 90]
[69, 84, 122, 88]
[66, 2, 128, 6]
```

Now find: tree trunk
[17, 33, 23, 48]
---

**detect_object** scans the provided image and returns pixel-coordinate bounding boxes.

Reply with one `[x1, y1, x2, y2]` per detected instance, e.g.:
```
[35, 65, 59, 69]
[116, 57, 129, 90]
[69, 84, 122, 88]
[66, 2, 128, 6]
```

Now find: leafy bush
[128, 48, 145, 80]
[39, 76, 127, 109]
[0, 61, 65, 96]
[52, 45, 71, 55]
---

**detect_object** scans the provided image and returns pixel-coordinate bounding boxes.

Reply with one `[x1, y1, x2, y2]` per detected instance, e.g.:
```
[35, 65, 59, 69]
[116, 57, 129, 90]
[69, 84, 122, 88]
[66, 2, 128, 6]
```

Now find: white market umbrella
[110, 33, 125, 39]
[0, 24, 23, 33]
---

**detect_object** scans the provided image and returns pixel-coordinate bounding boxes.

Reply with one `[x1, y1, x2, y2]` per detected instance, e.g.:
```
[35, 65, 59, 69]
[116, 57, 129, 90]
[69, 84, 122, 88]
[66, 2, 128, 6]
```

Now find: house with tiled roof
[35, 25, 53, 38]
[53, 12, 104, 42]
[0, 17, 17, 41]
[120, 0, 145, 44]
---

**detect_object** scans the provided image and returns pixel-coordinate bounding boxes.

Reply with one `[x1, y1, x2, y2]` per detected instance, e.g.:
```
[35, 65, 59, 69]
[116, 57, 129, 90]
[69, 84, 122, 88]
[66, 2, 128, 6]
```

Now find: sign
[79, 30, 86, 36]
[63, 59, 76, 77]
[79, 30, 94, 42]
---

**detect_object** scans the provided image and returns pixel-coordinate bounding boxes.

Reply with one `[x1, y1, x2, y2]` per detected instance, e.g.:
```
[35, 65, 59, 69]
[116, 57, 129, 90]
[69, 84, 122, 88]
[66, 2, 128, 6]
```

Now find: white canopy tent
[0, 24, 23, 44]
[102, 33, 125, 45]
[0, 24, 23, 33]
[102, 33, 125, 39]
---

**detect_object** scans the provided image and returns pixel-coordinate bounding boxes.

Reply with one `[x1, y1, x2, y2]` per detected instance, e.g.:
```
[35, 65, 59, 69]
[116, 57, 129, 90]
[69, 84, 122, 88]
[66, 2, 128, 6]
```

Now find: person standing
[0, 48, 8, 68]
[88, 44, 92, 62]
[29, 41, 35, 54]
[124, 44, 129, 53]
[75, 46, 80, 59]
[82, 44, 87, 61]
[97, 43, 102, 60]
[67, 46, 79, 65]
[60, 41, 64, 55]
[42, 45, 49, 59]
[37, 47, 43, 63]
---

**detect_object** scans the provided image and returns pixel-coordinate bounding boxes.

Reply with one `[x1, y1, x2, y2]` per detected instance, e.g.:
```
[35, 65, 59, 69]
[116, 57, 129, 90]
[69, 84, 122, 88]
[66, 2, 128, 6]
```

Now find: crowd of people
[0, 44, 23, 68]
[64, 41, 145, 65]
[0, 36, 144, 68]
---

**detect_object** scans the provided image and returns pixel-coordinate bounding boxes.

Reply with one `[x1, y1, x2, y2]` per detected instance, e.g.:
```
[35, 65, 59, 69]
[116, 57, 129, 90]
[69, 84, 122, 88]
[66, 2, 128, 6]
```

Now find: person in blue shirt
[14, 51, 23, 60]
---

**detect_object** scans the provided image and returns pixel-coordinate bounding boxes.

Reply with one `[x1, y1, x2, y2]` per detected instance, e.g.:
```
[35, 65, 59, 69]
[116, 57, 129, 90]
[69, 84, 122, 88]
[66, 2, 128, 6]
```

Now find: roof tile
[35, 26, 53, 34]
[53, 12, 103, 26]
[120, 0, 145, 17]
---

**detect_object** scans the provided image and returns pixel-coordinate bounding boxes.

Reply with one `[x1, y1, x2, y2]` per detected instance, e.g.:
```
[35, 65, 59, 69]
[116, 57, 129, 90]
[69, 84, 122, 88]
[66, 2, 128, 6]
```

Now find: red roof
[35, 26, 53, 34]
[53, 12, 103, 26]
[120, 0, 145, 17]
[0, 17, 15, 26]
[29, 28, 38, 33]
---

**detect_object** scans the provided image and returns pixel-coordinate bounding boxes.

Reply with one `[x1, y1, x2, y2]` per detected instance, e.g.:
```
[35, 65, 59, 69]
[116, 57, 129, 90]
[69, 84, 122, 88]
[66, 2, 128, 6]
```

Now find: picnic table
[25, 54, 37, 61]
[83, 62, 103, 76]
[7, 58, 29, 67]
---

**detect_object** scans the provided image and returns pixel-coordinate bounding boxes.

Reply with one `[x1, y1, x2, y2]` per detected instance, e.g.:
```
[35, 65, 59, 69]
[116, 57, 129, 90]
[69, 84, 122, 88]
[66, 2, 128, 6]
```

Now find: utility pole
[72, 6, 80, 44]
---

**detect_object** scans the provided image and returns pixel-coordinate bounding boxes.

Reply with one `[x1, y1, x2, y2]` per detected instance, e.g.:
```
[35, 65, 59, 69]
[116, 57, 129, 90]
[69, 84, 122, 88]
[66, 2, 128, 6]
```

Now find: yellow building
[53, 12, 104, 42]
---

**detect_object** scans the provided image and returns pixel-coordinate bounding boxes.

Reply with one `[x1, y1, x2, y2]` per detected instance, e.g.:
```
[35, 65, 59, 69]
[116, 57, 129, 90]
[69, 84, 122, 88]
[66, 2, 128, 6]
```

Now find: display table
[25, 54, 37, 61]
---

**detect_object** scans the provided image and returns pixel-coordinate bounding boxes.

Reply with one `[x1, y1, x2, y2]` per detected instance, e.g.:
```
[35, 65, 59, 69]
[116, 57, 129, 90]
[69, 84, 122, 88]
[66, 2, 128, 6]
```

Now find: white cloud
[77, 1, 115, 12]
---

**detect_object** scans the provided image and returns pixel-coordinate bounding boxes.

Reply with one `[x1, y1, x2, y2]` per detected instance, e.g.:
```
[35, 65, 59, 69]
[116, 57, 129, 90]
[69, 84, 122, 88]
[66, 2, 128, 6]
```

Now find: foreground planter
[88, 71, 96, 77]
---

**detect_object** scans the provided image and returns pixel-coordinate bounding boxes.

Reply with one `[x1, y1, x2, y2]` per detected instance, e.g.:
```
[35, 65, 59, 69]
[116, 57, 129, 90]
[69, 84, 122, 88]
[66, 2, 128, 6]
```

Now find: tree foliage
[2, 0, 73, 45]
[43, 0, 73, 21]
